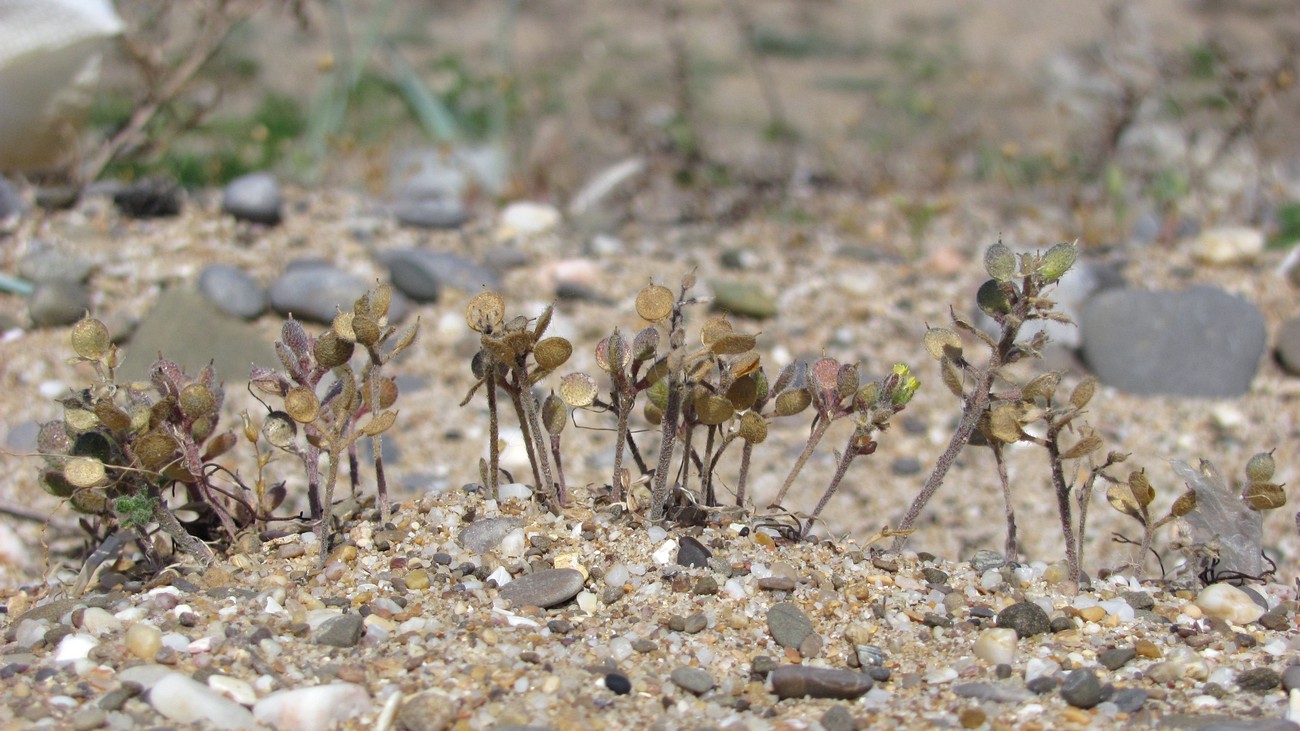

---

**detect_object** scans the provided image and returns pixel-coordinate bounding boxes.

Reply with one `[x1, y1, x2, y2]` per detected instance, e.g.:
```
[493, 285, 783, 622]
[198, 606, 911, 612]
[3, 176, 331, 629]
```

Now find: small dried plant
[249, 284, 419, 563]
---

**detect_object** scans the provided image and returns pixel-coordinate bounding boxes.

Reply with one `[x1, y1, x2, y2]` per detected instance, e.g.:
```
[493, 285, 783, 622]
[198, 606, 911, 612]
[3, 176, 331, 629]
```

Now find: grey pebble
[1110, 687, 1148, 713]
[19, 247, 95, 283]
[709, 279, 777, 319]
[70, 708, 108, 731]
[268, 264, 368, 324]
[115, 287, 278, 382]
[1160, 715, 1300, 731]
[890, 456, 923, 476]
[819, 705, 857, 731]
[767, 602, 815, 648]
[996, 600, 1051, 638]
[952, 681, 1034, 703]
[1026, 675, 1057, 694]
[1099, 646, 1137, 671]
[377, 248, 500, 302]
[313, 613, 364, 648]
[1276, 317, 1300, 376]
[769, 665, 873, 700]
[1059, 668, 1104, 709]
[222, 172, 282, 225]
[1236, 667, 1280, 693]
[1080, 285, 1268, 397]
[393, 197, 469, 229]
[669, 666, 715, 696]
[1282, 665, 1300, 693]
[396, 689, 457, 731]
[969, 549, 1006, 572]
[1122, 591, 1155, 611]
[458, 517, 522, 554]
[28, 281, 90, 327]
[758, 576, 797, 591]
[499, 568, 584, 609]
[0, 175, 21, 218]
[112, 178, 181, 218]
[675, 535, 712, 568]
[198, 264, 267, 320]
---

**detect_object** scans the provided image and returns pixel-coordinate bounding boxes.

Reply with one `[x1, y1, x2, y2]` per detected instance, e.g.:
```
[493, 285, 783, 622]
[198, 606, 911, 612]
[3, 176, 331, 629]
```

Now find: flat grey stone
[19, 247, 94, 283]
[117, 286, 278, 382]
[969, 549, 1006, 572]
[675, 535, 712, 568]
[769, 665, 873, 700]
[198, 264, 267, 320]
[819, 705, 857, 731]
[223, 172, 282, 225]
[377, 248, 499, 302]
[996, 601, 1051, 638]
[1160, 715, 1300, 731]
[709, 279, 777, 320]
[313, 613, 363, 648]
[393, 198, 468, 230]
[1110, 687, 1148, 713]
[669, 666, 715, 695]
[457, 517, 522, 554]
[1275, 317, 1300, 376]
[28, 281, 89, 327]
[953, 682, 1034, 703]
[268, 264, 368, 324]
[1099, 646, 1137, 671]
[498, 568, 584, 609]
[1283, 665, 1300, 693]
[1080, 286, 1267, 397]
[1059, 668, 1103, 709]
[767, 602, 814, 649]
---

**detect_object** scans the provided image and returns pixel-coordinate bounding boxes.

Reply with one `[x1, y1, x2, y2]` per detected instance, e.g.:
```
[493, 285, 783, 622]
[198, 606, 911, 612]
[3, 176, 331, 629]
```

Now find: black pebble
[605, 672, 632, 695]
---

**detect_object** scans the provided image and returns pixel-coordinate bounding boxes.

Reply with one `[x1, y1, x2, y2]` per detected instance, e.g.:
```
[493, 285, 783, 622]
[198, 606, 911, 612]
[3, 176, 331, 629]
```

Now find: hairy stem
[650, 374, 683, 521]
[771, 417, 831, 508]
[806, 437, 862, 536]
[991, 442, 1017, 562]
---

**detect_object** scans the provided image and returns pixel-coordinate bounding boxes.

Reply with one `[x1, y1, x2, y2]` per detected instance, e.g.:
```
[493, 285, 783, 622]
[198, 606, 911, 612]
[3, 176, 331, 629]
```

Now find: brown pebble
[1135, 639, 1162, 659]
[336, 665, 366, 683]
[404, 568, 431, 591]
[958, 707, 986, 728]
[758, 576, 797, 591]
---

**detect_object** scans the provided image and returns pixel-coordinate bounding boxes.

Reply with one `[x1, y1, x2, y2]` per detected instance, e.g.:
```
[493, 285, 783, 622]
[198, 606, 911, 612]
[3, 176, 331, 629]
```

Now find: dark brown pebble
[1237, 667, 1281, 693]
[770, 665, 873, 700]
[751, 656, 777, 678]
[871, 557, 898, 573]
[632, 638, 657, 653]
[758, 576, 797, 591]
[1098, 647, 1136, 671]
[693, 576, 719, 595]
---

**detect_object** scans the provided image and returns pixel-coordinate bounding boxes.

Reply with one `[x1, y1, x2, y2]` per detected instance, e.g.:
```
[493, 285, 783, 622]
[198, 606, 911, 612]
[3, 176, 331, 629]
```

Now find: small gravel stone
[972, 627, 1017, 665]
[113, 179, 181, 218]
[378, 248, 499, 302]
[708, 279, 777, 319]
[70, 708, 108, 730]
[1282, 665, 1300, 693]
[1026, 676, 1057, 694]
[604, 672, 632, 695]
[395, 689, 456, 731]
[19, 247, 95, 283]
[252, 682, 371, 730]
[767, 602, 815, 648]
[751, 656, 778, 677]
[313, 614, 364, 648]
[891, 456, 923, 475]
[820, 704, 857, 731]
[675, 535, 712, 567]
[1110, 687, 1148, 713]
[198, 264, 268, 320]
[1121, 591, 1156, 611]
[1196, 583, 1266, 625]
[147, 671, 256, 729]
[498, 568, 584, 608]
[0, 175, 20, 218]
[1060, 668, 1104, 709]
[996, 601, 1051, 638]
[1236, 667, 1281, 693]
[953, 682, 1034, 703]
[457, 517, 522, 554]
[670, 666, 715, 695]
[770, 665, 873, 700]
[223, 172, 282, 225]
[969, 549, 1005, 571]
[28, 281, 90, 327]
[1276, 317, 1300, 376]
[393, 197, 469, 229]
[1257, 608, 1290, 631]
[692, 576, 719, 595]
[758, 576, 797, 591]
[1099, 647, 1137, 671]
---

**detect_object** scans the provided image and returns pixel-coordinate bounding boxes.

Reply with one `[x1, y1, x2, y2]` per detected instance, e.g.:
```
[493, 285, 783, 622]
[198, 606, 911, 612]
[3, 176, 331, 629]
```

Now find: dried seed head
[729, 351, 761, 379]
[738, 410, 767, 444]
[595, 332, 630, 373]
[351, 313, 381, 347]
[1021, 372, 1061, 402]
[262, 410, 297, 449]
[1127, 469, 1154, 507]
[94, 400, 132, 433]
[1169, 489, 1196, 518]
[836, 363, 860, 399]
[370, 283, 393, 321]
[631, 327, 660, 361]
[726, 374, 759, 411]
[1106, 483, 1143, 520]
[1069, 377, 1096, 410]
[37, 421, 72, 456]
[332, 310, 357, 342]
[635, 283, 674, 322]
[988, 403, 1023, 444]
[466, 291, 506, 333]
[71, 317, 110, 360]
[1245, 451, 1275, 484]
[710, 332, 756, 356]
[542, 393, 567, 435]
[1243, 481, 1286, 511]
[773, 388, 812, 417]
[314, 330, 355, 368]
[941, 358, 964, 398]
[695, 392, 734, 426]
[700, 316, 733, 347]
[923, 328, 962, 361]
[285, 387, 321, 423]
[1038, 242, 1078, 283]
[64, 407, 99, 433]
[70, 487, 108, 514]
[64, 456, 106, 489]
[179, 384, 217, 420]
[984, 242, 1016, 282]
[559, 372, 598, 408]
[811, 357, 840, 392]
[976, 279, 1012, 317]
[1061, 430, 1103, 460]
[854, 382, 880, 411]
[532, 304, 554, 340]
[534, 337, 573, 371]
[362, 377, 398, 411]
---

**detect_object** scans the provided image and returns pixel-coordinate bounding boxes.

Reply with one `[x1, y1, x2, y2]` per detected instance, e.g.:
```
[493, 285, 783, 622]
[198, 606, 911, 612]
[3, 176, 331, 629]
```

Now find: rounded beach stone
[1275, 317, 1300, 376]
[670, 666, 715, 696]
[377, 248, 500, 302]
[767, 602, 814, 648]
[268, 265, 368, 324]
[457, 517, 523, 554]
[222, 172, 282, 225]
[1060, 668, 1104, 709]
[675, 535, 712, 568]
[498, 568, 584, 609]
[28, 281, 89, 327]
[996, 601, 1050, 638]
[313, 613, 364, 648]
[198, 264, 267, 320]
[769, 665, 873, 700]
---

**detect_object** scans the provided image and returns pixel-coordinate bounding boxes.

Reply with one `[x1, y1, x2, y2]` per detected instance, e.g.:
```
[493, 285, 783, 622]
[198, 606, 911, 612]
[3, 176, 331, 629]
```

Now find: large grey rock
[268, 264, 368, 324]
[1079, 286, 1267, 397]
[222, 172, 282, 225]
[18, 247, 95, 283]
[198, 264, 267, 320]
[377, 248, 500, 302]
[117, 286, 278, 382]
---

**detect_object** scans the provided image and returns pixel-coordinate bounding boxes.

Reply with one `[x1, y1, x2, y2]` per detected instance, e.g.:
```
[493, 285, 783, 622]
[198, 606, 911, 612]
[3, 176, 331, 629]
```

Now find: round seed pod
[923, 328, 962, 361]
[40, 469, 75, 498]
[64, 456, 106, 488]
[352, 313, 381, 347]
[710, 332, 756, 356]
[94, 400, 132, 433]
[1038, 242, 1078, 283]
[465, 291, 505, 333]
[700, 316, 733, 347]
[595, 333, 630, 373]
[631, 327, 660, 361]
[1021, 372, 1061, 402]
[262, 410, 297, 449]
[70, 488, 108, 514]
[190, 415, 216, 444]
[1068, 377, 1096, 410]
[1243, 482, 1285, 511]
[179, 384, 216, 420]
[854, 382, 880, 411]
[534, 337, 573, 371]
[773, 388, 812, 417]
[738, 410, 767, 444]
[643, 400, 663, 426]
[285, 387, 320, 423]
[976, 279, 1013, 317]
[647, 378, 670, 410]
[726, 375, 759, 411]
[836, 363, 860, 399]
[1245, 451, 1275, 484]
[559, 372, 598, 409]
[635, 283, 674, 322]
[361, 378, 398, 411]
[71, 317, 111, 360]
[984, 242, 1016, 282]
[695, 392, 734, 426]
[37, 420, 72, 457]
[64, 407, 99, 433]
[314, 330, 355, 368]
[332, 311, 357, 342]
[542, 393, 567, 435]
[135, 430, 177, 470]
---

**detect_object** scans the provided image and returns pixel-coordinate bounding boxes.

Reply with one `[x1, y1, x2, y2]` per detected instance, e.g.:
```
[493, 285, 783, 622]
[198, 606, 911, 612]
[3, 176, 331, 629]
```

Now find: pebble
[0, 175, 21, 218]
[496, 201, 561, 240]
[1099, 646, 1137, 671]
[253, 682, 372, 731]
[198, 264, 268, 319]
[377, 248, 500, 302]
[604, 672, 632, 695]
[972, 627, 1018, 665]
[670, 666, 715, 695]
[1275, 317, 1300, 376]
[1237, 667, 1281, 693]
[28, 281, 90, 327]
[498, 568, 584, 609]
[70, 708, 107, 730]
[1122, 591, 1155, 611]
[1110, 687, 1148, 713]
[709, 279, 777, 319]
[769, 665, 873, 700]
[1284, 665, 1300, 693]
[968, 549, 1006, 572]
[1190, 226, 1265, 265]
[396, 690, 457, 730]
[313, 613, 364, 648]
[996, 600, 1051, 638]
[675, 535, 712, 568]
[458, 517, 523, 554]
[268, 263, 371, 324]
[1079, 286, 1268, 397]
[111, 178, 181, 218]
[115, 286, 278, 381]
[222, 172, 283, 225]
[891, 456, 923, 475]
[952, 682, 1034, 703]
[148, 671, 257, 730]
[1195, 583, 1266, 625]
[820, 704, 857, 731]
[18, 247, 95, 283]
[1060, 668, 1104, 709]
[393, 197, 470, 229]
[767, 602, 815, 648]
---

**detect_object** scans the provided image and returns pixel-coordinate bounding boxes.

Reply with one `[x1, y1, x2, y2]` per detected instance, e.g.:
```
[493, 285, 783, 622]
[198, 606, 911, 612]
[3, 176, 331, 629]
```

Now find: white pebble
[1024, 658, 1060, 683]
[646, 525, 668, 543]
[604, 563, 629, 587]
[208, 674, 258, 706]
[723, 578, 747, 600]
[972, 627, 1018, 665]
[576, 591, 598, 614]
[487, 566, 512, 587]
[498, 528, 526, 558]
[15, 618, 48, 648]
[54, 633, 98, 663]
[608, 637, 634, 662]
[651, 538, 677, 565]
[253, 682, 372, 731]
[1194, 583, 1264, 625]
[150, 672, 257, 730]
[979, 570, 1002, 590]
[497, 483, 533, 501]
[1263, 638, 1289, 656]
[125, 622, 162, 659]
[161, 633, 190, 652]
[925, 667, 958, 684]
[1190, 694, 1221, 708]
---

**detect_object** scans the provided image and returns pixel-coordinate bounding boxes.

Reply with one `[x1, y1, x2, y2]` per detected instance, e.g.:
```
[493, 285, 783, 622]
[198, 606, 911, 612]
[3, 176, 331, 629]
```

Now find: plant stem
[805, 437, 861, 537]
[611, 389, 631, 503]
[771, 417, 830, 508]
[650, 373, 683, 521]
[150, 485, 214, 565]
[736, 440, 754, 507]
[486, 369, 500, 499]
[991, 442, 1017, 561]
[1044, 433, 1080, 584]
